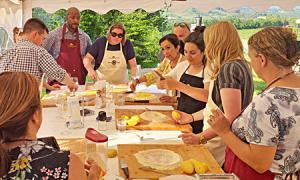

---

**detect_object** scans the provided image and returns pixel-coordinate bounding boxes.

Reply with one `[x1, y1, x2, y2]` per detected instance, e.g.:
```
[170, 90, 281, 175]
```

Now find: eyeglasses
[174, 22, 190, 31]
[111, 32, 124, 38]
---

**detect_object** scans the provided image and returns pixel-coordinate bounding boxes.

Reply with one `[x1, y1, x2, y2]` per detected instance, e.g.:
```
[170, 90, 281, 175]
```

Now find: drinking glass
[115, 93, 125, 106]
[55, 93, 66, 118]
[71, 77, 79, 95]
[117, 119, 127, 133]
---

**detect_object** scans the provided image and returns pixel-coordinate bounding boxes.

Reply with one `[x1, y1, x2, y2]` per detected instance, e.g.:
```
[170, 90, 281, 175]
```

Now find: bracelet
[191, 114, 195, 122]
[198, 133, 207, 144]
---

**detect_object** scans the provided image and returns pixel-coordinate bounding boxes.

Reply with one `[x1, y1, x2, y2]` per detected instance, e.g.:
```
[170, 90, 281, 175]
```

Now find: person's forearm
[83, 57, 94, 72]
[130, 66, 137, 79]
[191, 110, 204, 121]
[138, 76, 147, 83]
[219, 131, 275, 173]
[61, 73, 73, 86]
[201, 128, 218, 140]
[43, 81, 52, 90]
[177, 83, 208, 102]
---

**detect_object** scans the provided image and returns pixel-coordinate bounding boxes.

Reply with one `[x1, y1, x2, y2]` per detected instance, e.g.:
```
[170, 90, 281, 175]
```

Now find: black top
[178, 65, 206, 134]
[88, 37, 136, 69]
[2, 140, 69, 179]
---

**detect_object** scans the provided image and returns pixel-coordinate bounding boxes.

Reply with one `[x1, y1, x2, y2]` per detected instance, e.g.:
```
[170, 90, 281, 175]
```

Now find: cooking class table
[38, 105, 186, 179]
[39, 84, 186, 179]
[39, 84, 222, 179]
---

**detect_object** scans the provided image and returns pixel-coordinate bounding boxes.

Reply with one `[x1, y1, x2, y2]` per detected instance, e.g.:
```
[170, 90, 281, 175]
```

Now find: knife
[120, 158, 129, 178]
[153, 70, 165, 80]
[125, 100, 150, 103]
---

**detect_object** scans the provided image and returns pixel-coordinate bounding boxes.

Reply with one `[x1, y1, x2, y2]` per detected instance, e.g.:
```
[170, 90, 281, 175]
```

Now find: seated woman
[208, 27, 300, 179]
[156, 27, 211, 134]
[84, 22, 137, 85]
[130, 33, 185, 91]
[0, 72, 99, 179]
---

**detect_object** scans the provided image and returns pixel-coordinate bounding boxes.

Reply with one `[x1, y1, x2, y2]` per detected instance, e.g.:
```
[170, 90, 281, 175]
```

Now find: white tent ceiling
[31, 0, 300, 14]
[1, 0, 300, 48]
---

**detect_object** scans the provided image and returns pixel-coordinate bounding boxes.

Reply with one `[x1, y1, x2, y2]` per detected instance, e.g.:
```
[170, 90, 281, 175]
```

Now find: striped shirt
[212, 60, 254, 111]
[0, 39, 66, 82]
[42, 25, 92, 59]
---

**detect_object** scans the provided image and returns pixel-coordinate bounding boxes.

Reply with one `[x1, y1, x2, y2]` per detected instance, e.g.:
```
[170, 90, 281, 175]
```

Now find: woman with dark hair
[157, 27, 211, 133]
[84, 22, 137, 84]
[0, 72, 99, 179]
[130, 33, 186, 91]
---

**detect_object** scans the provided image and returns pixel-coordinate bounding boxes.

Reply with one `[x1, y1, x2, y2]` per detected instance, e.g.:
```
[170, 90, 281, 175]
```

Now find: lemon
[131, 115, 141, 123]
[127, 119, 139, 126]
[107, 149, 117, 158]
[172, 111, 181, 120]
[180, 160, 194, 174]
[121, 115, 129, 120]
[194, 162, 208, 174]
[190, 159, 209, 174]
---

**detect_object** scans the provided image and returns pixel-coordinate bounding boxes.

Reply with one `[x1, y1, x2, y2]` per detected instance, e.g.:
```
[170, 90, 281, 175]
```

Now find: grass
[238, 28, 261, 41]
[253, 75, 265, 96]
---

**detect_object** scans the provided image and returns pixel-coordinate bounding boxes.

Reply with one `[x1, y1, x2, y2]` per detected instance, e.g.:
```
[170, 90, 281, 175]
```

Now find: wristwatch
[198, 133, 207, 144]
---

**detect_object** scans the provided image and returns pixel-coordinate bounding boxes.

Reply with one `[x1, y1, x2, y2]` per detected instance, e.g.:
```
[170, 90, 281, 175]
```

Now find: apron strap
[105, 39, 109, 51]
[61, 24, 80, 41]
[62, 24, 66, 40]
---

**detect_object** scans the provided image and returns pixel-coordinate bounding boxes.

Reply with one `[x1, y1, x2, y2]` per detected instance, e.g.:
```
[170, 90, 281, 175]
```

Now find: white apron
[98, 41, 128, 84]
[203, 80, 226, 165]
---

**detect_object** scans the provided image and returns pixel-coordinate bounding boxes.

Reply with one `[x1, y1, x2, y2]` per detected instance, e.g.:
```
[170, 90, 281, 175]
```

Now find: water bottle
[66, 95, 84, 129]
[95, 91, 105, 109]
[106, 99, 115, 122]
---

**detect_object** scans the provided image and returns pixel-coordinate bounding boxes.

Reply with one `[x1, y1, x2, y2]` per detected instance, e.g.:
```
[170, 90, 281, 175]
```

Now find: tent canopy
[31, 0, 300, 14]
[1, 0, 300, 48]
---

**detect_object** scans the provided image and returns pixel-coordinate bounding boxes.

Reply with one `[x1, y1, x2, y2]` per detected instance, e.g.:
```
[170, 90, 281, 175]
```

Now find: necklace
[231, 70, 294, 122]
[261, 71, 294, 93]
[171, 53, 180, 68]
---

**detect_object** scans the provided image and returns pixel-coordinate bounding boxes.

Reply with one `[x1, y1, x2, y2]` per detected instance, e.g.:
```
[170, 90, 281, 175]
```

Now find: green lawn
[253, 75, 265, 96]
[238, 29, 261, 41]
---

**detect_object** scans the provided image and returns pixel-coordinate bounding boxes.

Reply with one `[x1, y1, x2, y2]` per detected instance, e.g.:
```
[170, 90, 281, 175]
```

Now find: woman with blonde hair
[208, 27, 300, 179]
[84, 22, 137, 84]
[179, 21, 254, 165]
[0, 72, 100, 179]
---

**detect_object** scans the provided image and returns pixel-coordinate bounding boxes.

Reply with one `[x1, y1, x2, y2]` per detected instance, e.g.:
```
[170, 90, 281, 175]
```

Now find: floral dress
[227, 87, 300, 179]
[2, 140, 69, 180]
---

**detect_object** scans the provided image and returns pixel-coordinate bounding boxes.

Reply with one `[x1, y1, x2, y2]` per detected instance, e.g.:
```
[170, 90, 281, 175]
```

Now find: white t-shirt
[232, 87, 300, 177]
[165, 60, 212, 83]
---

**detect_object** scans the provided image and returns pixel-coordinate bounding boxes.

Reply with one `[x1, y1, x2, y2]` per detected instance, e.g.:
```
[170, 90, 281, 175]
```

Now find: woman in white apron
[83, 22, 137, 84]
[179, 21, 254, 165]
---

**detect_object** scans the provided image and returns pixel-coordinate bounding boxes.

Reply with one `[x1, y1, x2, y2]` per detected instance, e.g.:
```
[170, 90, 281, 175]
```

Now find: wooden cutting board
[41, 94, 96, 107]
[115, 109, 192, 132]
[57, 138, 90, 162]
[125, 93, 177, 107]
[117, 144, 224, 179]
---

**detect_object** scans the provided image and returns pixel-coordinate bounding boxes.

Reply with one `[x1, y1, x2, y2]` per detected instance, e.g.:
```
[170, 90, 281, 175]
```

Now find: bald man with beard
[43, 7, 92, 85]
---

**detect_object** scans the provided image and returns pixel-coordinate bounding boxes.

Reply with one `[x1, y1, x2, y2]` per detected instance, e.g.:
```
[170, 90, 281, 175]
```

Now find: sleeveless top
[2, 140, 70, 179]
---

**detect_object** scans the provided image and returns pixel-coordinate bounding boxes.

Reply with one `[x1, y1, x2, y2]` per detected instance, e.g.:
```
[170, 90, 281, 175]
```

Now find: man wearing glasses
[83, 22, 137, 84]
[42, 7, 92, 85]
